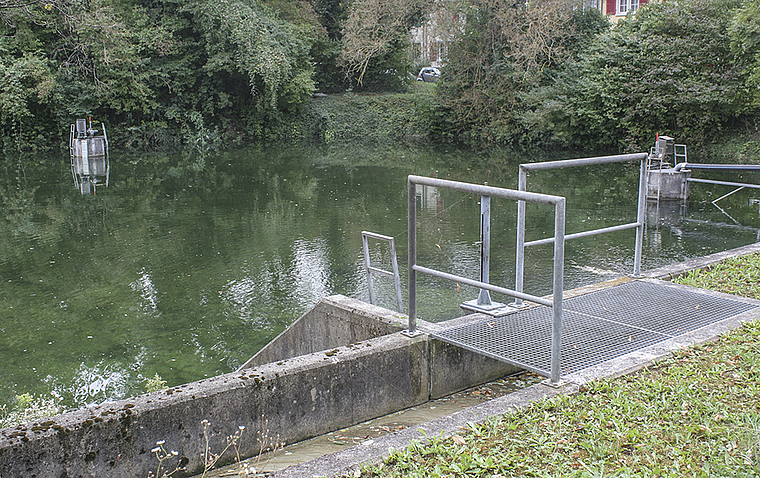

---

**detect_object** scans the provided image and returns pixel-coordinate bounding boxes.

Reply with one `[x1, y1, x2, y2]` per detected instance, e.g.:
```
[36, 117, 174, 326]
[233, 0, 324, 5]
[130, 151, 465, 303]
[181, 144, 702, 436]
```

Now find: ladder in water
[361, 231, 404, 313]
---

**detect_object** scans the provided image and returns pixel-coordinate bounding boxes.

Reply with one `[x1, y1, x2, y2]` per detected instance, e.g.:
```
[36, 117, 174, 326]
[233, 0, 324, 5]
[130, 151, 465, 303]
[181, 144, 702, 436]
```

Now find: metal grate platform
[426, 280, 758, 377]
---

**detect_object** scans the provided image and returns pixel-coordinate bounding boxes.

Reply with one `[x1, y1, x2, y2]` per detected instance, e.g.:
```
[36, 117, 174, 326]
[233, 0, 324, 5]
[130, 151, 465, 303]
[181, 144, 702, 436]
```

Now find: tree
[340, 0, 431, 87]
[436, 0, 607, 145]
[730, 0, 760, 109]
[547, 0, 751, 151]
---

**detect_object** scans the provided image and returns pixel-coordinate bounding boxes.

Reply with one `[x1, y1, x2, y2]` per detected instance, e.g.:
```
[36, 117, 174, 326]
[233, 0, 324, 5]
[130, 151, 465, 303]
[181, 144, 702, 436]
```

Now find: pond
[1, 143, 759, 412]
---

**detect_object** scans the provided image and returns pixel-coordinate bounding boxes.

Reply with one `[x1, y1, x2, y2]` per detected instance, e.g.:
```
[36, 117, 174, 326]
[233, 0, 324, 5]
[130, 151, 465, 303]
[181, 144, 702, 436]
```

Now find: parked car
[417, 67, 440, 83]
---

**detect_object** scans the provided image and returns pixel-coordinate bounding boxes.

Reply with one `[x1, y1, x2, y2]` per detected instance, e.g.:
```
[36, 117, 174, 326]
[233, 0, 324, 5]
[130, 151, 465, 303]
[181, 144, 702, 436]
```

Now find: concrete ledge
[270, 380, 574, 478]
[642, 242, 760, 280]
[0, 332, 429, 477]
[0, 297, 517, 477]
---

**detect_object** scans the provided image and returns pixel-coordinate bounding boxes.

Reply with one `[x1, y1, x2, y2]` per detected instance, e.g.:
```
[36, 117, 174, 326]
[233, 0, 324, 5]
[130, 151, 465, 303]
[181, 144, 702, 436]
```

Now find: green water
[1, 144, 759, 411]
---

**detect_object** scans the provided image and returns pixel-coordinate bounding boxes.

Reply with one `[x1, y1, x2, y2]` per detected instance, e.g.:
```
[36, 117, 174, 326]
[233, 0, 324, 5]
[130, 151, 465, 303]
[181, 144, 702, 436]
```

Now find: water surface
[1, 144, 758, 410]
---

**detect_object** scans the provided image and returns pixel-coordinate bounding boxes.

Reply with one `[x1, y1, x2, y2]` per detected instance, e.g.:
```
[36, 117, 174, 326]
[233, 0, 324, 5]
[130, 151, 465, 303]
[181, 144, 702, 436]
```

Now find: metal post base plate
[460, 300, 516, 317]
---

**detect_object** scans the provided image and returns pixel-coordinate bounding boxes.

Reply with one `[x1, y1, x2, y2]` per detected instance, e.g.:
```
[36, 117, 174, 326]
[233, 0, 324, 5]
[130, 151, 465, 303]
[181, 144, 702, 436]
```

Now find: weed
[148, 417, 286, 477]
[147, 440, 186, 478]
[0, 393, 63, 429]
[234, 417, 285, 476]
[199, 420, 246, 477]
[145, 373, 168, 393]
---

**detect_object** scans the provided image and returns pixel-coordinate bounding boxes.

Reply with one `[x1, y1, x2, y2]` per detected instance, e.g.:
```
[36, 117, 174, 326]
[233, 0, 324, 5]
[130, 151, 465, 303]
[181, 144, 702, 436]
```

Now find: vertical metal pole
[389, 239, 404, 313]
[634, 157, 646, 276]
[514, 167, 527, 306]
[408, 178, 417, 333]
[362, 234, 376, 305]
[550, 198, 566, 384]
[476, 195, 493, 306]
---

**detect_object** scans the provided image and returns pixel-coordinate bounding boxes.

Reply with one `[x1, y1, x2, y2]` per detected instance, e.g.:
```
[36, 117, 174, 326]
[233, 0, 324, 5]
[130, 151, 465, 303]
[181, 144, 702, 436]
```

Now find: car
[417, 67, 440, 83]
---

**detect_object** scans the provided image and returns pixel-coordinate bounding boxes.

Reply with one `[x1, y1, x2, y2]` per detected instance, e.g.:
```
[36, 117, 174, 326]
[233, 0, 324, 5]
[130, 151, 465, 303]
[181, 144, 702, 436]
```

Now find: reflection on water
[0, 145, 758, 412]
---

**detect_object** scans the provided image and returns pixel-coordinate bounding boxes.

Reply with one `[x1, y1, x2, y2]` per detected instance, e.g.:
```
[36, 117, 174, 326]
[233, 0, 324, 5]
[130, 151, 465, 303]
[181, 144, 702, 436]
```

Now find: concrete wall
[240, 296, 406, 369]
[0, 296, 517, 478]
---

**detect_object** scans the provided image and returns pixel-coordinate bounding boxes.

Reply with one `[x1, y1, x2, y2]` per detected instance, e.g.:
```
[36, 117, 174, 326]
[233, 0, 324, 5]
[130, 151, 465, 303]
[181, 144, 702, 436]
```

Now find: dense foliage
[434, 0, 609, 146]
[435, 0, 760, 151]
[546, 0, 757, 151]
[0, 0, 422, 151]
[1, 0, 759, 153]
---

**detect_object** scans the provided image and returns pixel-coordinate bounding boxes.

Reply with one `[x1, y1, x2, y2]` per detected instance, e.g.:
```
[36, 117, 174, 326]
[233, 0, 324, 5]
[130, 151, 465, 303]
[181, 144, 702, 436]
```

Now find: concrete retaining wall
[240, 296, 406, 369]
[0, 296, 517, 477]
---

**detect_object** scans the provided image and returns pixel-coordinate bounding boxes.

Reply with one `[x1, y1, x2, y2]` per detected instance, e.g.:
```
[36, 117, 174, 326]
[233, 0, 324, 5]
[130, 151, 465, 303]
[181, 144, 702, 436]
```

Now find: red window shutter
[606, 0, 616, 14]
[640, 0, 648, 4]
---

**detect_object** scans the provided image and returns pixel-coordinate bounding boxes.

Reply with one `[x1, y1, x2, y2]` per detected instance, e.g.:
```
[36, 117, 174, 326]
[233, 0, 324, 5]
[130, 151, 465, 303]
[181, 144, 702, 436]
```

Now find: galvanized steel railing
[361, 231, 404, 313]
[407, 175, 568, 383]
[514, 153, 649, 307]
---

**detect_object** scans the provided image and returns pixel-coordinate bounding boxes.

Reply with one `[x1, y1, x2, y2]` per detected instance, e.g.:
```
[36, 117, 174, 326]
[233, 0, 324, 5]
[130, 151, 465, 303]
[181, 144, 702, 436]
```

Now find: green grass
[351, 253, 760, 478]
[674, 254, 760, 298]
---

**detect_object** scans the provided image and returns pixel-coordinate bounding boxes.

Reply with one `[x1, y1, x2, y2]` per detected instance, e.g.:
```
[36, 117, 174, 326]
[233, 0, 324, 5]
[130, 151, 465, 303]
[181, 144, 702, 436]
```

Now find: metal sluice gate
[424, 280, 758, 378]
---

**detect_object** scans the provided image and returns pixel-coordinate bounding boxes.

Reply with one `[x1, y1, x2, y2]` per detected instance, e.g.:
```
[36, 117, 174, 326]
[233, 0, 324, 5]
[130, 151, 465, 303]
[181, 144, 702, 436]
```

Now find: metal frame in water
[361, 231, 404, 313]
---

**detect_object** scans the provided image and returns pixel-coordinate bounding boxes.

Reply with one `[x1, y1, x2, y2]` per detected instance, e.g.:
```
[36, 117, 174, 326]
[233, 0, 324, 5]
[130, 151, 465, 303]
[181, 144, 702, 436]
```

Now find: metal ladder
[361, 231, 403, 313]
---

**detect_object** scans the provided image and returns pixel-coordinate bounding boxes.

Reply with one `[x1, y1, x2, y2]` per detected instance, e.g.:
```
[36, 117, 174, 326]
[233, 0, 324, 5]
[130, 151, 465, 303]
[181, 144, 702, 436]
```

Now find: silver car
[417, 67, 440, 82]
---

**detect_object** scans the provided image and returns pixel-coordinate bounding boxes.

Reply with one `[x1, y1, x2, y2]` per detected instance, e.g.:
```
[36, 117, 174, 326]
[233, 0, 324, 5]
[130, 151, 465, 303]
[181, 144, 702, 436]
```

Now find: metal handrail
[514, 153, 649, 307]
[408, 175, 567, 383]
[361, 231, 403, 313]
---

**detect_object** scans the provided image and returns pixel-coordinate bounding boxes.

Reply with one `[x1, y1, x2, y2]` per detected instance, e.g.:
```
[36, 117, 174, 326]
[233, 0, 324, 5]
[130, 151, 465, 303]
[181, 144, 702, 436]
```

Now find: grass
[348, 253, 760, 478]
[674, 254, 760, 298]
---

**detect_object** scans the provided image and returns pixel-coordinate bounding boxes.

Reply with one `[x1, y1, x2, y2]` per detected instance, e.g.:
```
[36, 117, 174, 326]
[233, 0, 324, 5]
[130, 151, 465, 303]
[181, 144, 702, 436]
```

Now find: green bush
[547, 0, 754, 151]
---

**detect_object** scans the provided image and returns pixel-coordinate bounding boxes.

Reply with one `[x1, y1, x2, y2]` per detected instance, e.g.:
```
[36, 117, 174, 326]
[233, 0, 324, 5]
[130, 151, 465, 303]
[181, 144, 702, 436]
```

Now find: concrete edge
[270, 380, 576, 478]
[641, 242, 760, 280]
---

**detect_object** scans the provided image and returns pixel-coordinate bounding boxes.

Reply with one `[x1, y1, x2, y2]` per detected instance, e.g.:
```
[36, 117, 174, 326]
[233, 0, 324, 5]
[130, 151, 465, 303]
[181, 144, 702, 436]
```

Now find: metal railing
[514, 153, 648, 306]
[361, 231, 403, 313]
[407, 175, 568, 383]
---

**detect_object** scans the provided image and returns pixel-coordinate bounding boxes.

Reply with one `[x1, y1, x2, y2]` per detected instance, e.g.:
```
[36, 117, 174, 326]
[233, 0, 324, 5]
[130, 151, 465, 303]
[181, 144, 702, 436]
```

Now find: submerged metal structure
[646, 135, 691, 201]
[646, 135, 760, 203]
[70, 118, 109, 195]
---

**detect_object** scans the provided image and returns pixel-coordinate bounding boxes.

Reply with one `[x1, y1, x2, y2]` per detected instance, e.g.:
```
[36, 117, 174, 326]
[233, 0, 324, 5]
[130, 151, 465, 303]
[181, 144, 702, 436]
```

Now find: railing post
[408, 178, 417, 334]
[361, 234, 376, 305]
[634, 157, 647, 276]
[476, 195, 493, 306]
[514, 166, 527, 306]
[550, 198, 566, 384]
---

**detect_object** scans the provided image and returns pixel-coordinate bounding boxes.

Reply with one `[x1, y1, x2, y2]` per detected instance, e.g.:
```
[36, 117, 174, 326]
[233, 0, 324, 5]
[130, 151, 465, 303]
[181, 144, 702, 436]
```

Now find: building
[602, 0, 649, 19]
[412, 0, 651, 66]
[410, 0, 463, 67]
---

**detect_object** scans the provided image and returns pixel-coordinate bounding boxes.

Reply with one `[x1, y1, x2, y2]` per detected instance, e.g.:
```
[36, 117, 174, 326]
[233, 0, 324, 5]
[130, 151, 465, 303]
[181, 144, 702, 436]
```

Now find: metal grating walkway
[426, 280, 759, 377]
